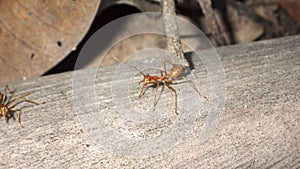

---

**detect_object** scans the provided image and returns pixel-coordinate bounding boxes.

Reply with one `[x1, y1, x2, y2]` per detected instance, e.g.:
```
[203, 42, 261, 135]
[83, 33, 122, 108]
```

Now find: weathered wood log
[0, 35, 299, 168]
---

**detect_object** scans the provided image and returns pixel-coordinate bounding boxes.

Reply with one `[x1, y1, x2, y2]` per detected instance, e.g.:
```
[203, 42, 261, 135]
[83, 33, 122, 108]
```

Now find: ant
[0, 85, 45, 128]
[114, 57, 208, 115]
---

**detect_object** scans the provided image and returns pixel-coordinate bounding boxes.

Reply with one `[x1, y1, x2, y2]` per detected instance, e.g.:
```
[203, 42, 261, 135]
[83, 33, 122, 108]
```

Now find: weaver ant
[114, 57, 207, 115]
[0, 85, 45, 128]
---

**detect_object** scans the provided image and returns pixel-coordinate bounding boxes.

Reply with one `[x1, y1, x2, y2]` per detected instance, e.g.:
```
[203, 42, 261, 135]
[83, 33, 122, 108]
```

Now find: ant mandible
[0, 85, 45, 128]
[114, 57, 207, 115]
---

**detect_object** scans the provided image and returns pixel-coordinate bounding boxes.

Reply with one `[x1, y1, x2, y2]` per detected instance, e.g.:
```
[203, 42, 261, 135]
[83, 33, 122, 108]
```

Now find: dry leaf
[0, 0, 100, 84]
[277, 0, 300, 24]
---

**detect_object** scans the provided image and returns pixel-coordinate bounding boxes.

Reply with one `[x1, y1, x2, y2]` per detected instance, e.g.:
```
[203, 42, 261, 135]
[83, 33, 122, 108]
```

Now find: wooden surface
[0, 35, 299, 168]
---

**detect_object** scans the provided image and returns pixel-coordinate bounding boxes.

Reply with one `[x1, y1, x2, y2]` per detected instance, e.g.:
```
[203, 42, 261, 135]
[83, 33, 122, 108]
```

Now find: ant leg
[14, 110, 24, 128]
[5, 85, 14, 94]
[2, 110, 11, 120]
[164, 61, 167, 74]
[7, 93, 30, 105]
[165, 59, 175, 66]
[7, 93, 45, 107]
[183, 77, 208, 101]
[138, 84, 147, 98]
[152, 81, 160, 111]
[2, 85, 15, 104]
[164, 82, 178, 115]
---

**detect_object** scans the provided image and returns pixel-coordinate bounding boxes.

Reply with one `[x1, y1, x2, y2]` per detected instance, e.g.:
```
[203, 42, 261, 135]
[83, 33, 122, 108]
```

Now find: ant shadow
[184, 51, 196, 71]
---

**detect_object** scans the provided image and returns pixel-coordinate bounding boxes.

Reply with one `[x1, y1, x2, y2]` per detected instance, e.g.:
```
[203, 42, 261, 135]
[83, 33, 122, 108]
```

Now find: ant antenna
[165, 59, 176, 66]
[114, 57, 145, 76]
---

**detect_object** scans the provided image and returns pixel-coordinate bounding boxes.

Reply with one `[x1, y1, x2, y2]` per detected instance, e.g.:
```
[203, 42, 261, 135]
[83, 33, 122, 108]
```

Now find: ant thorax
[143, 74, 153, 83]
[0, 106, 8, 112]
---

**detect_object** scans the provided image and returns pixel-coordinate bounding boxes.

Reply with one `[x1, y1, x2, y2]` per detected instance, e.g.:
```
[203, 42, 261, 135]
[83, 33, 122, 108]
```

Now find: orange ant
[0, 85, 45, 128]
[114, 57, 207, 115]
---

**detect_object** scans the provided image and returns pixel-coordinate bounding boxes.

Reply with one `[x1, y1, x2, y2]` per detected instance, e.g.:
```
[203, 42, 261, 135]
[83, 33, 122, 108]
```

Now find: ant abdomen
[170, 65, 191, 79]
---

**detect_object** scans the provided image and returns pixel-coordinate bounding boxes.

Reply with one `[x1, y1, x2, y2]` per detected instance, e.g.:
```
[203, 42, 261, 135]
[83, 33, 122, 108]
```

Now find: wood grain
[0, 35, 299, 168]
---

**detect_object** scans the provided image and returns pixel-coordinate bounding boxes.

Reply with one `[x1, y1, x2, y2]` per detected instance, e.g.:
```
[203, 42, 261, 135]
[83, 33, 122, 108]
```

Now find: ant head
[139, 74, 148, 85]
[142, 74, 152, 83]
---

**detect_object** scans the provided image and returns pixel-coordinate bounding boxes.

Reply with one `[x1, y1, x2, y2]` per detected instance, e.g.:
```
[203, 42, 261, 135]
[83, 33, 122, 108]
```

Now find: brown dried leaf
[0, 0, 100, 84]
[226, 5, 264, 43]
[277, 0, 300, 24]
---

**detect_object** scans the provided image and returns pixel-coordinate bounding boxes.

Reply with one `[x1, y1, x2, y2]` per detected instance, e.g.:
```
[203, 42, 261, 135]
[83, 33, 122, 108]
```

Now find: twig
[197, 0, 227, 46]
[161, 0, 189, 66]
